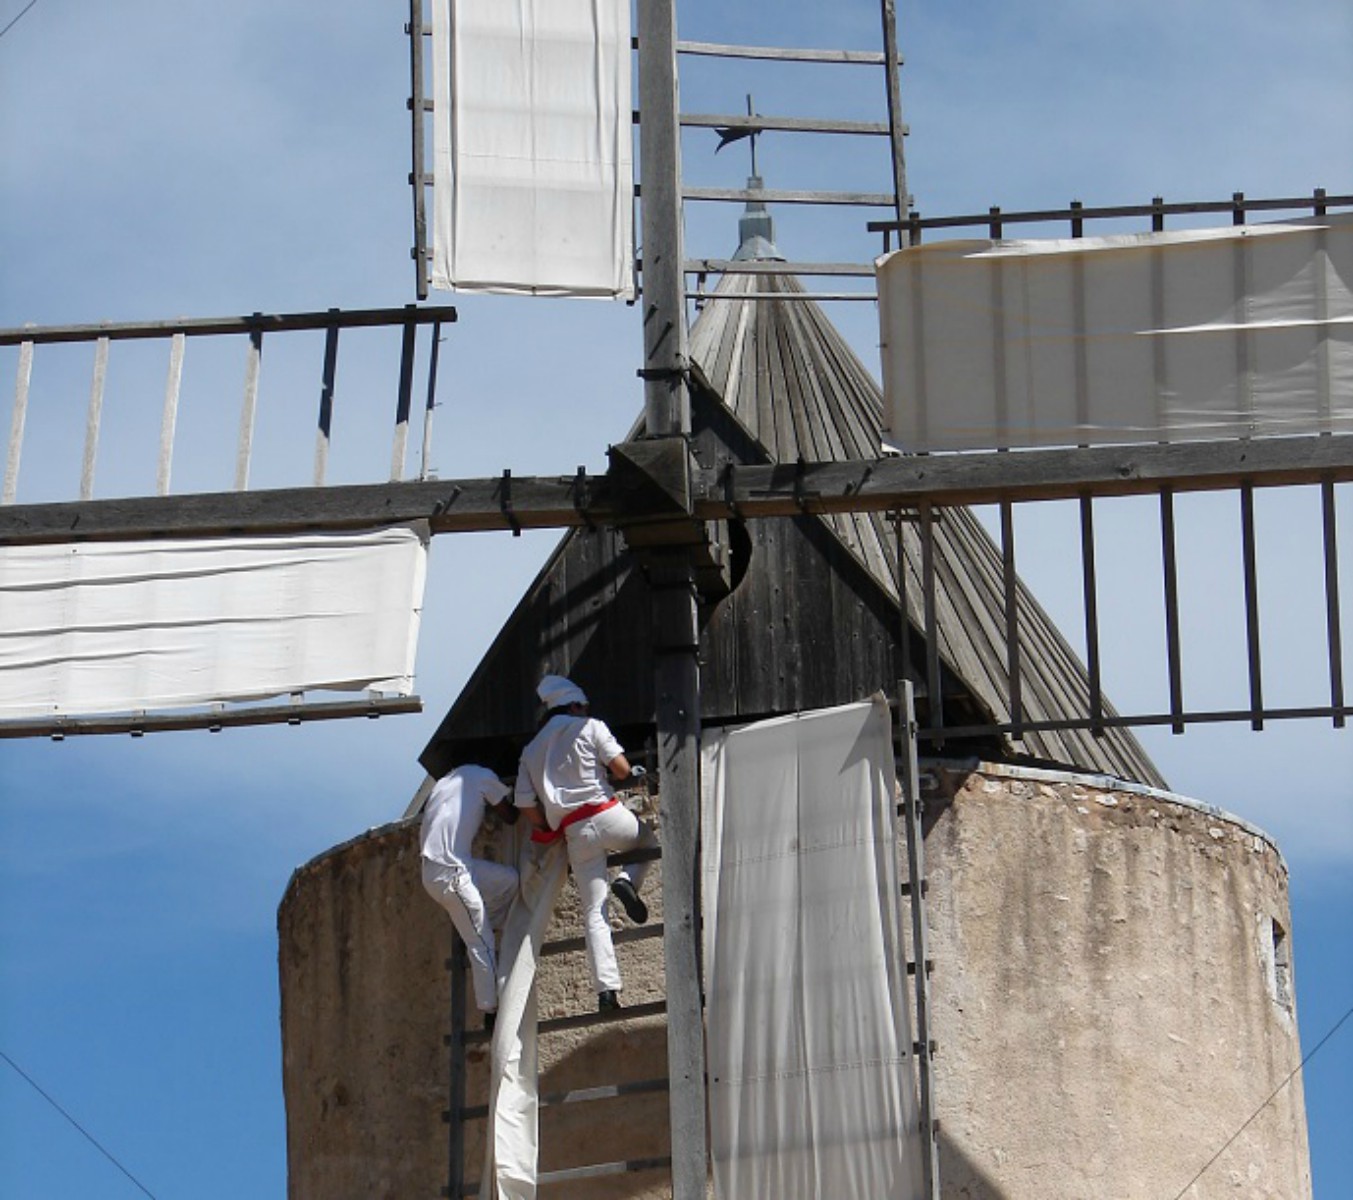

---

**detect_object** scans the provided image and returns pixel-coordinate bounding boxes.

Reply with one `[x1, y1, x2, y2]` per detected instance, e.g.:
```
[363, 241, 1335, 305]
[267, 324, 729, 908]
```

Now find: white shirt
[420, 764, 511, 868]
[515, 714, 623, 830]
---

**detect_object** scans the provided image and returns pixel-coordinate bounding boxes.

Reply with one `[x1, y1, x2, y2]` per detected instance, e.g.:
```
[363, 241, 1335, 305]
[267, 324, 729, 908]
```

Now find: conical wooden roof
[687, 215, 1165, 788]
[421, 205, 1165, 791]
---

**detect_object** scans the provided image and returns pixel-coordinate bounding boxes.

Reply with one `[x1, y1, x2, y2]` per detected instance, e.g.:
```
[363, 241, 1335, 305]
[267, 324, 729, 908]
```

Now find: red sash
[529, 797, 620, 844]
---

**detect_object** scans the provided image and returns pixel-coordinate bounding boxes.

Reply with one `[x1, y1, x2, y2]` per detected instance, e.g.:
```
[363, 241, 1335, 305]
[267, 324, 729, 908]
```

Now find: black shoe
[483, 1009, 497, 1035]
[611, 876, 648, 925]
[598, 989, 622, 1012]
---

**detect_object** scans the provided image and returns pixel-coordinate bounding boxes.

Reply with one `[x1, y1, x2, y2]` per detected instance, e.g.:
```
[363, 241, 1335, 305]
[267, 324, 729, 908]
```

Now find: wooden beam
[2, 436, 1348, 547]
[681, 184, 896, 207]
[678, 112, 889, 137]
[0, 696, 423, 740]
[868, 190, 1352, 234]
[673, 39, 887, 66]
[696, 434, 1353, 518]
[0, 305, 457, 347]
[0, 475, 611, 545]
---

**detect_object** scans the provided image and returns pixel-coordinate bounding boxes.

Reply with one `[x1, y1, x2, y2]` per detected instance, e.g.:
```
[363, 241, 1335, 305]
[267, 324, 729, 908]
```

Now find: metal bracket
[636, 364, 691, 383]
[432, 484, 463, 516]
[500, 469, 522, 537]
[793, 457, 820, 513]
[722, 462, 741, 520]
[573, 466, 597, 531]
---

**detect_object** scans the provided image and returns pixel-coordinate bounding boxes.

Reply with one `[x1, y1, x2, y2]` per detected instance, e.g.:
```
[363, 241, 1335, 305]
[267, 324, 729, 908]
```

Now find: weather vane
[714, 94, 763, 178]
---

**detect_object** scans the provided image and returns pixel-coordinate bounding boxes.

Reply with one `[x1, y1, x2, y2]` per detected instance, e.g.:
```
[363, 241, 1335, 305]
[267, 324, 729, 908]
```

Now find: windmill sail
[429, 0, 635, 299]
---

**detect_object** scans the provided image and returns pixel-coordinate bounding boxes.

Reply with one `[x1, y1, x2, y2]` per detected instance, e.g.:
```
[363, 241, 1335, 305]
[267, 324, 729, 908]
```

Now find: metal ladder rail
[441, 845, 670, 1199]
[896, 679, 941, 1200]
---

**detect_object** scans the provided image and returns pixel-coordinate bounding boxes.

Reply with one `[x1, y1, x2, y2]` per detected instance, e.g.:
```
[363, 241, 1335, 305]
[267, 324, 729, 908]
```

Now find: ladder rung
[448, 921, 665, 970]
[464, 1156, 673, 1194]
[452, 1076, 670, 1122]
[452, 999, 669, 1046]
[542, 922, 664, 958]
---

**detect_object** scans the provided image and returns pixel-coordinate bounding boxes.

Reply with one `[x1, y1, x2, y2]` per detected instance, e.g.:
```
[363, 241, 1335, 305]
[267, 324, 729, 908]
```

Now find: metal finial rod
[746, 93, 758, 178]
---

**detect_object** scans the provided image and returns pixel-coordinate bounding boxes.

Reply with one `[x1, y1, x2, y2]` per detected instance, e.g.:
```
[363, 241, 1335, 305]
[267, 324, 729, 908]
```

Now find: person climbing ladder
[514, 674, 658, 1011]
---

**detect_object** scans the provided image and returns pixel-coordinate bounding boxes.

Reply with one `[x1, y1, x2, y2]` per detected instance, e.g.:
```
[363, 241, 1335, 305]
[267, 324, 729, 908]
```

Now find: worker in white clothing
[420, 764, 520, 1033]
[515, 674, 658, 1012]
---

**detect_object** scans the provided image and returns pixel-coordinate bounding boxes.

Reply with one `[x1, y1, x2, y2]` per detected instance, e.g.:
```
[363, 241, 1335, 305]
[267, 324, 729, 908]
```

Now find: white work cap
[538, 674, 588, 709]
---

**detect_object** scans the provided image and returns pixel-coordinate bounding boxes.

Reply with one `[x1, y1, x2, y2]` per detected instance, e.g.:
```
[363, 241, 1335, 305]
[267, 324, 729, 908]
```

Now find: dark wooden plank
[0, 305, 457, 346]
[700, 434, 1353, 516]
[920, 503, 943, 738]
[1160, 489, 1186, 733]
[1240, 484, 1265, 730]
[1079, 497, 1104, 734]
[0, 696, 422, 740]
[1000, 502, 1022, 733]
[866, 191, 1353, 234]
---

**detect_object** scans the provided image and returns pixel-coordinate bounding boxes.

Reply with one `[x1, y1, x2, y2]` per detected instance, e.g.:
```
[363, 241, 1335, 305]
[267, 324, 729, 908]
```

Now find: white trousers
[423, 856, 519, 1012]
[563, 803, 659, 993]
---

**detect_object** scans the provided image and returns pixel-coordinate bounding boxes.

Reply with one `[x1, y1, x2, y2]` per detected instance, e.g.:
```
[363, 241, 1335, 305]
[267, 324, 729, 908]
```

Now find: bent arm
[518, 802, 550, 833]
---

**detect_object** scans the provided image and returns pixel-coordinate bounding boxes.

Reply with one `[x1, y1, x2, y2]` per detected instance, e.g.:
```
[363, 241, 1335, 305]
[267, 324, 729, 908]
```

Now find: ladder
[897, 679, 942, 1200]
[441, 844, 670, 1198]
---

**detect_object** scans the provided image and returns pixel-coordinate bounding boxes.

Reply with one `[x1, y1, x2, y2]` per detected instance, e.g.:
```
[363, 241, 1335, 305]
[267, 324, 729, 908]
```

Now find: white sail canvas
[430, 0, 634, 299]
[0, 523, 427, 718]
[878, 214, 1353, 452]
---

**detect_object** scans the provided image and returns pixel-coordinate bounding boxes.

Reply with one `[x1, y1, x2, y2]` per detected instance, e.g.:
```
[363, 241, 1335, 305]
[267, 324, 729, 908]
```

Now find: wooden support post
[3, 339, 33, 506]
[80, 337, 109, 502]
[157, 332, 185, 497]
[1160, 488, 1186, 734]
[637, 0, 689, 439]
[1322, 480, 1345, 727]
[236, 329, 262, 492]
[648, 554, 706, 1200]
[409, 0, 431, 301]
[315, 316, 340, 487]
[1240, 483, 1265, 730]
[392, 311, 417, 482]
[637, 4, 706, 1195]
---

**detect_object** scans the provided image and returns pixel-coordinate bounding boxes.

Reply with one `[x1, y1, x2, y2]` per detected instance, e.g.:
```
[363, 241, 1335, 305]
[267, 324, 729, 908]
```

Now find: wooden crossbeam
[2, 435, 1349, 546]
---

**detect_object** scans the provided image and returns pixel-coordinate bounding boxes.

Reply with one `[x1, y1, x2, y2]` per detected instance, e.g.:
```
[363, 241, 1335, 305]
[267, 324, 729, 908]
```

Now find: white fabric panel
[701, 698, 924, 1200]
[0, 523, 427, 718]
[878, 213, 1353, 451]
[431, 0, 635, 299]
[481, 833, 569, 1200]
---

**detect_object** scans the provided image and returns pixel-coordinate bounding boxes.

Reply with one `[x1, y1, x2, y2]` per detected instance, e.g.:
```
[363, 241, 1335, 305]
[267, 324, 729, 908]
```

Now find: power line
[1168, 1000, 1353, 1200]
[0, 1049, 160, 1200]
[0, 0, 41, 42]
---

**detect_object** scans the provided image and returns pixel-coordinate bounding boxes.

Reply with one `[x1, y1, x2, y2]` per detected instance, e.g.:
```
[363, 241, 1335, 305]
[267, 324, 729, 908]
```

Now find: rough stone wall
[920, 762, 1311, 1200]
[279, 767, 1311, 1200]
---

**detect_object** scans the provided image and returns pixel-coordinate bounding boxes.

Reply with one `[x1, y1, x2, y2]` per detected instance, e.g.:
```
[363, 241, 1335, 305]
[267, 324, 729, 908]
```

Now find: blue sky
[1, 1, 1349, 1197]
